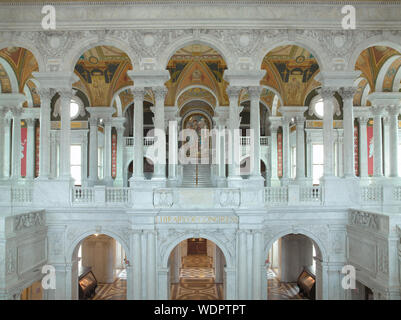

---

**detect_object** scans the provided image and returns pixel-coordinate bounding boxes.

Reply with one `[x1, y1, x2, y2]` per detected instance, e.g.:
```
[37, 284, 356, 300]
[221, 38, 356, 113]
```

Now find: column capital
[153, 86, 168, 102]
[37, 88, 56, 102]
[371, 105, 386, 117]
[11, 106, 23, 117]
[226, 86, 242, 99]
[247, 86, 263, 100]
[131, 87, 146, 101]
[57, 88, 76, 101]
[318, 87, 337, 100]
[269, 116, 282, 132]
[26, 118, 35, 127]
[386, 105, 401, 116]
[357, 115, 370, 125]
[338, 87, 357, 100]
[103, 118, 112, 127]
[88, 116, 98, 126]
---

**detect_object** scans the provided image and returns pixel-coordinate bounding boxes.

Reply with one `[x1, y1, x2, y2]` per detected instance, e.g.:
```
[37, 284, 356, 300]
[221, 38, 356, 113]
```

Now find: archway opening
[71, 233, 128, 300]
[266, 233, 323, 300]
[168, 238, 226, 300]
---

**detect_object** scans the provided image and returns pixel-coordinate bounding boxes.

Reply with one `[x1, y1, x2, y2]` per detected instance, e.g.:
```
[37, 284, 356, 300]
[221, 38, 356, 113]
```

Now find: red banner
[354, 125, 359, 176]
[35, 126, 40, 177]
[367, 125, 373, 176]
[112, 133, 117, 178]
[277, 132, 283, 178]
[21, 127, 27, 177]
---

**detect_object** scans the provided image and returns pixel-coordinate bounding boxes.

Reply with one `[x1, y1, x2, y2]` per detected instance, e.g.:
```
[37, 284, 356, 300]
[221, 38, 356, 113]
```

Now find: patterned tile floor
[171, 254, 222, 300]
[266, 269, 306, 300]
[90, 270, 127, 300]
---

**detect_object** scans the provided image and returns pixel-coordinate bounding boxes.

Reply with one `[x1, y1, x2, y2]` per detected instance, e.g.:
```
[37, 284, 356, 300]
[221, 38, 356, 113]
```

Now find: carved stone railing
[106, 187, 130, 203]
[300, 186, 322, 203]
[72, 187, 94, 204]
[264, 187, 288, 206]
[360, 185, 383, 204]
[11, 186, 33, 204]
[124, 136, 155, 147]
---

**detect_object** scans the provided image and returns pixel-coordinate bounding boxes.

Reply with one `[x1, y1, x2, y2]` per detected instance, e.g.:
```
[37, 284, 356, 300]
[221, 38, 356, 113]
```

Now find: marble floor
[171, 254, 223, 300]
[90, 270, 127, 300]
[266, 269, 307, 300]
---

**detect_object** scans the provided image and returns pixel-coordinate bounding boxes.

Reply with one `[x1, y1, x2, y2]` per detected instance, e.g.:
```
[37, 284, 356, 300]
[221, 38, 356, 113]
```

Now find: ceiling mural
[177, 87, 217, 109]
[0, 63, 12, 93]
[118, 88, 154, 114]
[73, 45, 133, 106]
[355, 46, 400, 90]
[166, 44, 228, 107]
[0, 47, 38, 94]
[261, 45, 320, 106]
[382, 58, 401, 92]
[353, 78, 369, 106]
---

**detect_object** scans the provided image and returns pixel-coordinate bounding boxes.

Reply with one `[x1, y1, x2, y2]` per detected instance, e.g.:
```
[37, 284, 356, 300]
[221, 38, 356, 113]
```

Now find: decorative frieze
[14, 211, 45, 232]
[350, 210, 380, 231]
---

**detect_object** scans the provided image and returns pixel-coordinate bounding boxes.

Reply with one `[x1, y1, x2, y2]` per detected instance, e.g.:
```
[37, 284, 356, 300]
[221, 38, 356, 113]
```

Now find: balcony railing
[265, 187, 288, 205]
[11, 186, 33, 204]
[106, 187, 129, 203]
[300, 186, 322, 203]
[360, 185, 383, 204]
[72, 187, 94, 203]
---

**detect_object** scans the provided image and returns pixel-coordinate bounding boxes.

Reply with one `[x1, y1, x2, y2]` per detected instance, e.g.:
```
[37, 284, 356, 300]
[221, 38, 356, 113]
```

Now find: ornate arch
[176, 85, 218, 109]
[348, 37, 401, 71]
[159, 36, 234, 71]
[0, 41, 45, 72]
[64, 35, 138, 72]
[67, 227, 131, 262]
[255, 38, 327, 73]
[263, 226, 329, 262]
[160, 232, 234, 269]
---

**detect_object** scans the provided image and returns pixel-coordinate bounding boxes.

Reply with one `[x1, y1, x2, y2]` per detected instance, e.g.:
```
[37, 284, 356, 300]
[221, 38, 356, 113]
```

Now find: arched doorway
[266, 233, 324, 300]
[71, 233, 128, 300]
[168, 238, 227, 300]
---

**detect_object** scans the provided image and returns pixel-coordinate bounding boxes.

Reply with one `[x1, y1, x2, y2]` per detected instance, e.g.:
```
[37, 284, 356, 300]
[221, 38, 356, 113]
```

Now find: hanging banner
[354, 125, 359, 176]
[367, 124, 373, 176]
[277, 132, 283, 178]
[112, 133, 117, 178]
[35, 126, 40, 177]
[21, 127, 27, 177]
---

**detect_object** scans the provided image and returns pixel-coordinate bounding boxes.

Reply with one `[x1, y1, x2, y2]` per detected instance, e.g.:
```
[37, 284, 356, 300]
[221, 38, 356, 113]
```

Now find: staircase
[181, 164, 213, 188]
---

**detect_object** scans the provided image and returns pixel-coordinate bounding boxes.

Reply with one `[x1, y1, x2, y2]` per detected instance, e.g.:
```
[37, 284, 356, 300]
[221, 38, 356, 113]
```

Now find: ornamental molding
[377, 242, 389, 275]
[13, 211, 45, 232]
[349, 210, 380, 231]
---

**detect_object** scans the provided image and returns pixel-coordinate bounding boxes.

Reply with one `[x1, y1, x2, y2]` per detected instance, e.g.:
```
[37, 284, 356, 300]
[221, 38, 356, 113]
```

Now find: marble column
[387, 105, 401, 178]
[383, 117, 390, 177]
[37, 88, 53, 179]
[146, 231, 156, 299]
[59, 90, 74, 180]
[115, 124, 125, 187]
[249, 86, 262, 178]
[306, 133, 313, 183]
[281, 116, 291, 183]
[213, 116, 226, 186]
[103, 118, 112, 184]
[11, 107, 22, 180]
[357, 116, 369, 180]
[132, 231, 142, 300]
[238, 230, 248, 299]
[372, 106, 385, 178]
[132, 88, 145, 182]
[334, 131, 343, 177]
[88, 116, 99, 184]
[295, 115, 306, 182]
[25, 118, 35, 179]
[0, 107, 7, 179]
[339, 87, 357, 178]
[50, 131, 58, 178]
[81, 132, 88, 186]
[269, 117, 281, 186]
[320, 88, 336, 178]
[3, 117, 11, 178]
[153, 86, 167, 179]
[252, 231, 263, 299]
[226, 86, 242, 180]
[168, 118, 179, 183]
